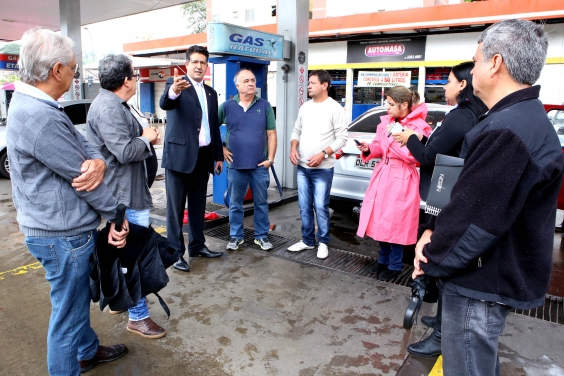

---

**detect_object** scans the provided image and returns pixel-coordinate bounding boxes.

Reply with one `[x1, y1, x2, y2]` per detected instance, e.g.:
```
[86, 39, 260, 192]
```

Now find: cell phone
[388, 122, 404, 136]
[354, 139, 361, 146]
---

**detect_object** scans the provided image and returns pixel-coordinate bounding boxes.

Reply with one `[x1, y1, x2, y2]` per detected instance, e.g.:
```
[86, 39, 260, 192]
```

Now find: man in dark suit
[160, 45, 224, 272]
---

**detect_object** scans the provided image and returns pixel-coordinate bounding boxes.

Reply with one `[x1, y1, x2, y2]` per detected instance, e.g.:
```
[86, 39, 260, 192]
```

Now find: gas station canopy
[0, 0, 193, 42]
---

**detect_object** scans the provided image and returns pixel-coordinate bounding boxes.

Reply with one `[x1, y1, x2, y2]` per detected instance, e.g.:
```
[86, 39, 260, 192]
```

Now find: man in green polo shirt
[218, 68, 277, 251]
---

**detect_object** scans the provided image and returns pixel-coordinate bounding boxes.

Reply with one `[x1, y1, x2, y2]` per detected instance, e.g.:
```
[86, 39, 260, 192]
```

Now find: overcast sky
[0, 5, 192, 56]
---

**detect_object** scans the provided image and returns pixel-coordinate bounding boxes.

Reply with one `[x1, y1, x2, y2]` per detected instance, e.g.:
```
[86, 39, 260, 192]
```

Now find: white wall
[153, 81, 166, 119]
[426, 32, 481, 61]
[210, 0, 276, 26]
[308, 41, 348, 65]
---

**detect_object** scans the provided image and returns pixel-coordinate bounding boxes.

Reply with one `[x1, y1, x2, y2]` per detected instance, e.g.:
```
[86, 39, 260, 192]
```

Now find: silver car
[0, 100, 149, 179]
[329, 104, 453, 212]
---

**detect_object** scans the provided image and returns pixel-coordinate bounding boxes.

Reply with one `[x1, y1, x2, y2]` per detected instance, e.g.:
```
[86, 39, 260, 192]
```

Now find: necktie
[197, 83, 211, 145]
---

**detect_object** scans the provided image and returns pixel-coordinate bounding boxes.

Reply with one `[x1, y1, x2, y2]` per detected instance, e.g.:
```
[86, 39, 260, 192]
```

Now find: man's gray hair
[233, 68, 254, 85]
[18, 27, 74, 85]
[478, 19, 548, 85]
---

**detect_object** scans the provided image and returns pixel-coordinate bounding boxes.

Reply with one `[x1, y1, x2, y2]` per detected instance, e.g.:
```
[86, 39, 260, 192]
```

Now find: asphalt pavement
[1, 150, 564, 375]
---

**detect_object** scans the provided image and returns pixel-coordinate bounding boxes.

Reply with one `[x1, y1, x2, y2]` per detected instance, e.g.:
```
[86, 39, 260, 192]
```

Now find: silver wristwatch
[322, 150, 328, 159]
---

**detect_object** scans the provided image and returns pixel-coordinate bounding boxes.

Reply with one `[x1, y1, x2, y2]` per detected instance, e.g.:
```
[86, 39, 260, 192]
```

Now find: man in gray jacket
[7, 28, 129, 375]
[87, 54, 164, 339]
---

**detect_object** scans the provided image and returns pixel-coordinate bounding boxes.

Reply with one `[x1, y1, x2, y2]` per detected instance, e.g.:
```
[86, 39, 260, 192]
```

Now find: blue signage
[207, 22, 284, 61]
[0, 61, 19, 70]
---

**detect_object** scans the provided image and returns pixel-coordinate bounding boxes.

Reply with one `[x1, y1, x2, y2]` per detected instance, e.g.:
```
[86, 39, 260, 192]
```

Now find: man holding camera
[220, 68, 277, 251]
[413, 19, 564, 376]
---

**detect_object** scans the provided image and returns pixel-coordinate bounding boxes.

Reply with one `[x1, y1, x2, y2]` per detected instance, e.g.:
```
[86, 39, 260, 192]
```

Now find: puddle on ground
[270, 223, 296, 232]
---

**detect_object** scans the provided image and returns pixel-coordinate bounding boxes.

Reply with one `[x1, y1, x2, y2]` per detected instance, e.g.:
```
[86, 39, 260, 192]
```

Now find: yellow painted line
[429, 355, 443, 375]
[0, 262, 43, 281]
[154, 226, 167, 234]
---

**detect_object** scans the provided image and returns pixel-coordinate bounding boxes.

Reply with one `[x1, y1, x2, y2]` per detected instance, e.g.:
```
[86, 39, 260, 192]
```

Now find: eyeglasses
[189, 60, 208, 66]
[132, 73, 140, 80]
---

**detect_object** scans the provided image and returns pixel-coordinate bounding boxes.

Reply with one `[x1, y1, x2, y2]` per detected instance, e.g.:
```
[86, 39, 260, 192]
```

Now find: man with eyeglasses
[86, 54, 164, 339]
[7, 28, 129, 375]
[160, 45, 224, 272]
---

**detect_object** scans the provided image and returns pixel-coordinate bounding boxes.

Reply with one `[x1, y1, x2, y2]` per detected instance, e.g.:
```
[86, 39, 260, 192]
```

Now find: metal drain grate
[204, 223, 293, 251]
[272, 246, 414, 286]
[512, 294, 564, 325]
[204, 224, 415, 287]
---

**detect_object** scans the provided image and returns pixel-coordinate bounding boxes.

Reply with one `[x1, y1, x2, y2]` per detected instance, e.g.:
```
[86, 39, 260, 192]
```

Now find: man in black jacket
[413, 19, 564, 376]
[160, 45, 224, 272]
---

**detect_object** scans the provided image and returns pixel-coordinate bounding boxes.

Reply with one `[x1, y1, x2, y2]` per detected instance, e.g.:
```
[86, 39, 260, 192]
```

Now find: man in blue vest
[219, 69, 277, 251]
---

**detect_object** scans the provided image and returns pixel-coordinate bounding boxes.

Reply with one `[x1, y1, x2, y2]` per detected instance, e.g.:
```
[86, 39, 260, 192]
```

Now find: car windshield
[348, 111, 384, 133]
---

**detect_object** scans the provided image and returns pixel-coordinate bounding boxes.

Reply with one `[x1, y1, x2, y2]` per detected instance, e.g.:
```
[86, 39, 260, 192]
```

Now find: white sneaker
[317, 243, 329, 259]
[287, 241, 315, 252]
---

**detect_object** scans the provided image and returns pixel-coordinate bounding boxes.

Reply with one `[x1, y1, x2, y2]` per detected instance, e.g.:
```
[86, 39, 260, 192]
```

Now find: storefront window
[308, 69, 347, 105]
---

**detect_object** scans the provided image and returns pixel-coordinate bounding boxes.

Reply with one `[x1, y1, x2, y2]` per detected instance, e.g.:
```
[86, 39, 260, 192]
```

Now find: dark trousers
[442, 286, 512, 376]
[165, 148, 211, 256]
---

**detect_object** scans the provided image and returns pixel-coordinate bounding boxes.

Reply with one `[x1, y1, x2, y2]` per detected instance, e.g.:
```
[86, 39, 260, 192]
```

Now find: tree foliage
[0, 43, 21, 54]
[181, 0, 207, 34]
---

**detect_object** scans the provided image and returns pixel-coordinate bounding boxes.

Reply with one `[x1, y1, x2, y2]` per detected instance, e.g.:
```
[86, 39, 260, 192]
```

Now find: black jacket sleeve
[406, 108, 476, 167]
[420, 128, 534, 277]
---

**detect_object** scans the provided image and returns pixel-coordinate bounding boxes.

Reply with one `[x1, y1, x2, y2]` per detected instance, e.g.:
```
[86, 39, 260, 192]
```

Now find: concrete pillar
[418, 66, 426, 102]
[274, 0, 309, 189]
[59, 0, 83, 100]
[344, 67, 354, 123]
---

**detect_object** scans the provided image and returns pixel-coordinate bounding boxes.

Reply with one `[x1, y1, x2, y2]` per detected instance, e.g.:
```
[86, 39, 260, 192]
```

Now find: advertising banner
[207, 22, 285, 61]
[0, 54, 20, 70]
[357, 71, 412, 88]
[347, 37, 426, 63]
[148, 68, 172, 82]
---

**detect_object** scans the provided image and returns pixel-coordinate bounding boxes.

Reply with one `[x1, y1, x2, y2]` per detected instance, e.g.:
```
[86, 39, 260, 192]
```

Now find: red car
[544, 104, 564, 210]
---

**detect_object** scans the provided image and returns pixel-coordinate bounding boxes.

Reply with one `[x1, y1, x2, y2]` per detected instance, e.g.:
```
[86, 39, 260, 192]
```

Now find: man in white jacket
[288, 70, 348, 259]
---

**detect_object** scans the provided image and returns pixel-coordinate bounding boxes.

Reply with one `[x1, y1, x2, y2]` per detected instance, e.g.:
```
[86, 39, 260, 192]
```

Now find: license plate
[355, 157, 377, 169]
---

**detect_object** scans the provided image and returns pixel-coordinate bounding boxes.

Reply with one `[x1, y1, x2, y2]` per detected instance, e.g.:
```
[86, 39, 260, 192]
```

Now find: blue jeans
[378, 242, 403, 271]
[297, 165, 334, 245]
[25, 231, 99, 376]
[441, 286, 512, 376]
[125, 208, 150, 321]
[227, 167, 270, 239]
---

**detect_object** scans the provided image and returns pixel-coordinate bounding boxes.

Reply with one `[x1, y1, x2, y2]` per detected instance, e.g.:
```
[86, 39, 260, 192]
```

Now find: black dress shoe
[407, 330, 442, 358]
[421, 315, 437, 328]
[369, 262, 388, 275]
[79, 344, 128, 373]
[189, 247, 223, 258]
[173, 256, 190, 272]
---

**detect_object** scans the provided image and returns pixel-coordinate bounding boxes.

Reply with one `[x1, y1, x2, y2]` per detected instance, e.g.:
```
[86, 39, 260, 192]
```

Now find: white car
[0, 100, 149, 179]
[329, 104, 453, 212]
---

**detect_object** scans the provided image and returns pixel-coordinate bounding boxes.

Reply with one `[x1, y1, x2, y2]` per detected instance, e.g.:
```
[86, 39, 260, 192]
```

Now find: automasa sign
[347, 37, 426, 63]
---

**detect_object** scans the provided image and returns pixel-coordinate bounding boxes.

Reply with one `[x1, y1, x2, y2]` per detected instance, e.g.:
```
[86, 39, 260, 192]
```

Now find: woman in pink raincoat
[356, 86, 431, 281]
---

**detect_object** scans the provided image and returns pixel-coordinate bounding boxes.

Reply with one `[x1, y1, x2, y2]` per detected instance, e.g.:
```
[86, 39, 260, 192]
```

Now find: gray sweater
[86, 89, 152, 210]
[7, 91, 119, 237]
